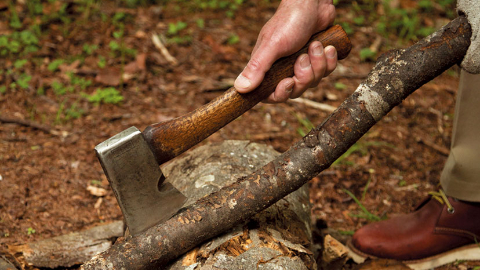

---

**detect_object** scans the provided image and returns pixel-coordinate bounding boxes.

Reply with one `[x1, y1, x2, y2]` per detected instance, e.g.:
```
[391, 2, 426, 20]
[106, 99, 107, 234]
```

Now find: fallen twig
[152, 34, 178, 66]
[289, 97, 337, 113]
[416, 137, 450, 156]
[0, 115, 63, 136]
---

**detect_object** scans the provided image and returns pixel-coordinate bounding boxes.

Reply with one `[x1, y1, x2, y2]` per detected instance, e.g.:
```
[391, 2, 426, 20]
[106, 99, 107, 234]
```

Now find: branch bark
[83, 17, 472, 270]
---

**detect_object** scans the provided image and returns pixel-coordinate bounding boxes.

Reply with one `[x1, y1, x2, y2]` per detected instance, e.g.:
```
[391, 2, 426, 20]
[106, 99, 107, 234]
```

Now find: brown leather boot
[347, 190, 480, 270]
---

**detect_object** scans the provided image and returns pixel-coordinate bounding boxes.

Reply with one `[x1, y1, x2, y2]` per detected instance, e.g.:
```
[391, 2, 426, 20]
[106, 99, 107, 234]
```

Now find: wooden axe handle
[144, 25, 352, 164]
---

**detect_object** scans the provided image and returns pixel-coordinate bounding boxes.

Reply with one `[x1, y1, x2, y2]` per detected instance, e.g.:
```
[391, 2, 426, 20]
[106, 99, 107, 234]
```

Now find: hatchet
[94, 25, 352, 236]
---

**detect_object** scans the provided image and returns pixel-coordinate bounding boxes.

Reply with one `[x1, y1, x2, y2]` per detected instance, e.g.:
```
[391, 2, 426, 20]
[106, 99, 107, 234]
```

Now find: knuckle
[247, 58, 262, 72]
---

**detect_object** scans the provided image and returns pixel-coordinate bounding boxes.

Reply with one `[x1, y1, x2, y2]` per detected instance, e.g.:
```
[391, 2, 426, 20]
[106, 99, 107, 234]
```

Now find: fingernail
[285, 81, 294, 93]
[312, 44, 324, 56]
[300, 54, 310, 69]
[234, 74, 251, 90]
[325, 46, 336, 59]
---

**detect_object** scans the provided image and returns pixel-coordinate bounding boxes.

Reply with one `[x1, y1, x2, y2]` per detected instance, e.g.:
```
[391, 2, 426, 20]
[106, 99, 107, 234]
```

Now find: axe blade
[95, 127, 186, 236]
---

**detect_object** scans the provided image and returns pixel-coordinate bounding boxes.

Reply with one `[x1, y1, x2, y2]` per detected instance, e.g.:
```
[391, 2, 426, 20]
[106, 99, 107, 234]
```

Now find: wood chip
[322, 235, 348, 263]
[87, 186, 108, 197]
[182, 248, 199, 266]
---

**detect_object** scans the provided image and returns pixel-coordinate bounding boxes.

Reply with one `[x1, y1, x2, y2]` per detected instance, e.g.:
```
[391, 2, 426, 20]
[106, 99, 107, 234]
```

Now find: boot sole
[347, 239, 480, 270]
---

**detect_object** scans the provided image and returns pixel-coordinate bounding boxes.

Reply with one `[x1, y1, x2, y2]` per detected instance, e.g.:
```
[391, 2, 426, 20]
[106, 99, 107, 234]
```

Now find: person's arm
[457, 0, 480, 74]
[234, 0, 337, 103]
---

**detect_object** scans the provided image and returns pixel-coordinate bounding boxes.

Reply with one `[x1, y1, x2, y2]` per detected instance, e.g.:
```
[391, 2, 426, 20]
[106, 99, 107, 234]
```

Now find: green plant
[0, 30, 39, 56]
[68, 72, 92, 90]
[376, 0, 436, 42]
[168, 21, 188, 35]
[338, 230, 355, 236]
[97, 56, 106, 68]
[196, 18, 205, 28]
[109, 31, 137, 57]
[359, 48, 376, 62]
[51, 81, 74, 95]
[90, 179, 103, 186]
[82, 43, 98, 55]
[27, 0, 43, 16]
[36, 86, 45, 95]
[175, 0, 244, 18]
[64, 102, 84, 120]
[9, 4, 22, 29]
[227, 34, 240, 45]
[48, 59, 65, 72]
[333, 141, 394, 166]
[109, 40, 121, 51]
[334, 82, 347, 90]
[418, 0, 433, 11]
[14, 59, 28, 69]
[343, 189, 384, 222]
[353, 16, 365, 26]
[295, 114, 315, 137]
[27, 227, 36, 235]
[16, 73, 32, 90]
[167, 36, 193, 45]
[0, 86, 6, 94]
[338, 21, 353, 35]
[84, 87, 124, 105]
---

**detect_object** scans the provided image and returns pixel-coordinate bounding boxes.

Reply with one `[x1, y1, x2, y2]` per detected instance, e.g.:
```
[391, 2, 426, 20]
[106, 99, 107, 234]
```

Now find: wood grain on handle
[144, 25, 352, 165]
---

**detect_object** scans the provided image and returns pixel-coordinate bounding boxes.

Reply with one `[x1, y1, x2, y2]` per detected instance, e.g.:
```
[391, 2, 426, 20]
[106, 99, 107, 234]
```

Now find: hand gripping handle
[143, 25, 352, 165]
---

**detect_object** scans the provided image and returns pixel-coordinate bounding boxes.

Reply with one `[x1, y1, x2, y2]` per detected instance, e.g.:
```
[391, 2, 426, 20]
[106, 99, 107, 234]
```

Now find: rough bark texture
[83, 17, 472, 270]
[162, 140, 315, 270]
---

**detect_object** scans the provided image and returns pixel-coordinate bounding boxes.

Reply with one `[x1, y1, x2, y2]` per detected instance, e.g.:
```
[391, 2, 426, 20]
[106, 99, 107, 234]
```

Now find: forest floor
[1, 0, 479, 269]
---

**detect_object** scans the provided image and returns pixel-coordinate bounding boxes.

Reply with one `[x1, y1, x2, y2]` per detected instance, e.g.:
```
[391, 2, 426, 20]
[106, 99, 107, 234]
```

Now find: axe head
[95, 127, 186, 236]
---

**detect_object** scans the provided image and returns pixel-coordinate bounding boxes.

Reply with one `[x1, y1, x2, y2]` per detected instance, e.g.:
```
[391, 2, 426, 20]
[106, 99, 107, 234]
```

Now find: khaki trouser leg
[441, 71, 480, 202]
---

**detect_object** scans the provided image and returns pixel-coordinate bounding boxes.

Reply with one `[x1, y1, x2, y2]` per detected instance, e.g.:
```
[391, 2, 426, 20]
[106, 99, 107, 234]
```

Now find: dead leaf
[136, 53, 147, 70]
[95, 67, 121, 86]
[123, 61, 138, 75]
[60, 60, 81, 74]
[135, 30, 147, 39]
[87, 185, 108, 197]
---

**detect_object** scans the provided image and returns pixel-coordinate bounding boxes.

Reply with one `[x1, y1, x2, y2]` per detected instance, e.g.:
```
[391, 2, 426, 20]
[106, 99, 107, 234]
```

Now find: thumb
[234, 45, 278, 93]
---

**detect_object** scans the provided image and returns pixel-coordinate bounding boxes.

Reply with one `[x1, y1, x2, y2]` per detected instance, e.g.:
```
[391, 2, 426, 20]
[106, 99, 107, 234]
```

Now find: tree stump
[162, 140, 316, 270]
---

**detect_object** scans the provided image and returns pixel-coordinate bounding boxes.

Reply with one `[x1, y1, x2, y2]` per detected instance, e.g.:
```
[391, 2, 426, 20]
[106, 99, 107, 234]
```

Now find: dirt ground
[1, 0, 479, 269]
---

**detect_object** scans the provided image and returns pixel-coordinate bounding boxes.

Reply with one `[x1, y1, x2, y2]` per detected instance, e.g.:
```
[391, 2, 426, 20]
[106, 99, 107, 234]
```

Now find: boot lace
[428, 189, 455, 214]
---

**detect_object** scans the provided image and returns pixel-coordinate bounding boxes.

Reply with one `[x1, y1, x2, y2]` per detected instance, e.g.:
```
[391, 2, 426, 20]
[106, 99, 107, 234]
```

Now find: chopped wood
[152, 34, 178, 66]
[289, 97, 337, 113]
